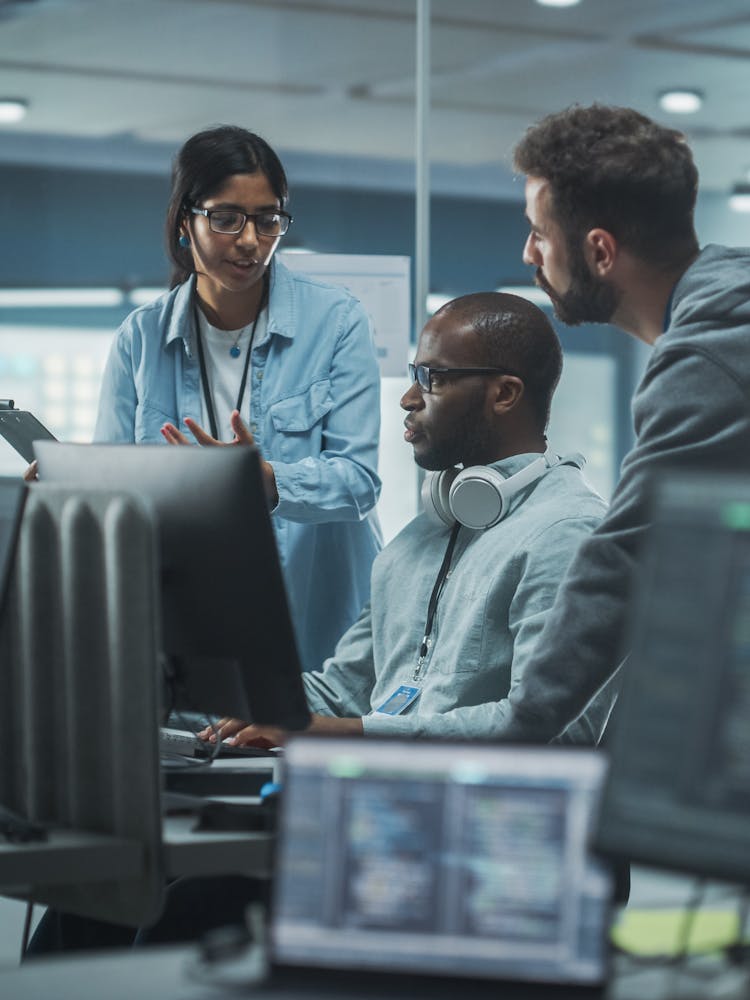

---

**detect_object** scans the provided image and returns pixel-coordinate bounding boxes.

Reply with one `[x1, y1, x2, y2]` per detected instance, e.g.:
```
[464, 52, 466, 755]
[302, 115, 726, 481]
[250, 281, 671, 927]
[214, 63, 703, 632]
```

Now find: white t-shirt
[196, 308, 268, 441]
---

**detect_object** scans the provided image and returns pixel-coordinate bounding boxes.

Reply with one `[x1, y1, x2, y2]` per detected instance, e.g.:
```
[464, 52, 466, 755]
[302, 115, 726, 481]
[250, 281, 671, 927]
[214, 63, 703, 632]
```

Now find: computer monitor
[0, 477, 26, 613]
[596, 470, 750, 883]
[271, 737, 612, 993]
[34, 442, 310, 731]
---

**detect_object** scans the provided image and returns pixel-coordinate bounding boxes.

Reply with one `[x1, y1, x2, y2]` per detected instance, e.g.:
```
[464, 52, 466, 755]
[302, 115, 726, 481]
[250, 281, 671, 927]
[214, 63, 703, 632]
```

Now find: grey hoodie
[498, 244, 750, 741]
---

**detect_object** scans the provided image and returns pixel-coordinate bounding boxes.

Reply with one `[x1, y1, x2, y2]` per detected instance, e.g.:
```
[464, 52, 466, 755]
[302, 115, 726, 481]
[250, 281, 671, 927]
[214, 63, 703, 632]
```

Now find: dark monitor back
[34, 442, 310, 729]
[596, 471, 750, 883]
[0, 477, 26, 613]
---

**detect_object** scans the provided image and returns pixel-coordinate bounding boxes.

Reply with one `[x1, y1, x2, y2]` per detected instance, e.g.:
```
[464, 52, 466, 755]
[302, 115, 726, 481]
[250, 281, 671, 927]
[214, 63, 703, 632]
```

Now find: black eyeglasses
[408, 362, 519, 393]
[190, 206, 293, 238]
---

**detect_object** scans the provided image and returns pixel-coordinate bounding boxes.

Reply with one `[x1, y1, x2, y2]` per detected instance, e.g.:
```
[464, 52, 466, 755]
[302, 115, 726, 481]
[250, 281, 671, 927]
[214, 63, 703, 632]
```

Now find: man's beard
[414, 403, 497, 472]
[536, 249, 618, 326]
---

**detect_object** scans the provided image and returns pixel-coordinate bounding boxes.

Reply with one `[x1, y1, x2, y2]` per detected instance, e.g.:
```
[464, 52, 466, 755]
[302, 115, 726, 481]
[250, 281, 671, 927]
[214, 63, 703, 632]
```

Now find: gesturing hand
[161, 409, 278, 507]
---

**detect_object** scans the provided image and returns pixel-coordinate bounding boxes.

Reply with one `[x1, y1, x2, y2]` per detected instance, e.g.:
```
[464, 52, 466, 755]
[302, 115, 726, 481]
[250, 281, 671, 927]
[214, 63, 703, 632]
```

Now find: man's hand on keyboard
[199, 713, 364, 748]
[198, 717, 284, 749]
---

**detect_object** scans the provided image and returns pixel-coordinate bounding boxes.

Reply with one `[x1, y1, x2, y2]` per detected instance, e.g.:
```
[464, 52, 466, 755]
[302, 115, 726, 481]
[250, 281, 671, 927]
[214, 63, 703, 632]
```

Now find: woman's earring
[178, 234, 190, 248]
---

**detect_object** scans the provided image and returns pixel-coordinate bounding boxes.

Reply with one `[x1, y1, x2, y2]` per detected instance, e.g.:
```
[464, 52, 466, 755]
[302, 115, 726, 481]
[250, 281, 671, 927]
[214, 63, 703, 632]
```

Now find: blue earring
[178, 234, 190, 248]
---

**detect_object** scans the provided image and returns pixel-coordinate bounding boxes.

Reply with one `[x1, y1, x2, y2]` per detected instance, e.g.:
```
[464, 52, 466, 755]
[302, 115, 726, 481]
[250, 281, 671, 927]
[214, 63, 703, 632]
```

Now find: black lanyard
[414, 521, 461, 682]
[193, 278, 268, 440]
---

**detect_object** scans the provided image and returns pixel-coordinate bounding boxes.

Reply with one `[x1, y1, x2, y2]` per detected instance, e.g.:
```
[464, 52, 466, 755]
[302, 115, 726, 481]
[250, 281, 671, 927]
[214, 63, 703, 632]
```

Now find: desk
[0, 830, 143, 892]
[0, 820, 275, 898]
[163, 817, 274, 879]
[0, 757, 279, 926]
[1, 945, 748, 1000]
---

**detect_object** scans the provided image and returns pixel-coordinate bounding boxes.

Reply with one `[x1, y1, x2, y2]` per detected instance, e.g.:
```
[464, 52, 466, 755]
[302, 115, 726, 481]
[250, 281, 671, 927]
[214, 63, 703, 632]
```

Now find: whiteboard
[279, 252, 410, 377]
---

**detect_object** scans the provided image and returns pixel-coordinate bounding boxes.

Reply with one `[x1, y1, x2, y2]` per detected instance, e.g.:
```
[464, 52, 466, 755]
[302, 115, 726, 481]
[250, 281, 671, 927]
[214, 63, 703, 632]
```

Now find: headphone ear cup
[421, 469, 459, 527]
[448, 466, 508, 529]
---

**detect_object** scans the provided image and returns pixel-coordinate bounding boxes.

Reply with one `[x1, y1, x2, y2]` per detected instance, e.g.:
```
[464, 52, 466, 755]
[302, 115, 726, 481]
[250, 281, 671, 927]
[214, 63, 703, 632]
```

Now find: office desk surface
[1, 946, 748, 1000]
[0, 829, 143, 891]
[163, 816, 274, 878]
[0, 819, 274, 895]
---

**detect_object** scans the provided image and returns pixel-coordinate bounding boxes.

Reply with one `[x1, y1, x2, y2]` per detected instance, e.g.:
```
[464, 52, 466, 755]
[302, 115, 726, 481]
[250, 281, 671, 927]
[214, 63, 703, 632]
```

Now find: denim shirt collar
[166, 258, 298, 353]
[264, 257, 298, 344]
[486, 451, 550, 478]
[165, 278, 195, 353]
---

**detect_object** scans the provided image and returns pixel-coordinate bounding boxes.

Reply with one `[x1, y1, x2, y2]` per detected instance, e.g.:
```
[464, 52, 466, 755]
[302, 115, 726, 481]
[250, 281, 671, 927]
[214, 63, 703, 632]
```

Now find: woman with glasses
[94, 125, 382, 674]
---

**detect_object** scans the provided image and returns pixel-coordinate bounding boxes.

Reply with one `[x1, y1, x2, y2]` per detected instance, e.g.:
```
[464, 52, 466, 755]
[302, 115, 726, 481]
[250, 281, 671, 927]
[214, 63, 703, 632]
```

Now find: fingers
[23, 460, 38, 483]
[262, 460, 278, 507]
[228, 724, 286, 749]
[196, 717, 284, 749]
[229, 410, 256, 446]
[197, 718, 246, 742]
[161, 423, 191, 446]
[183, 417, 222, 447]
[163, 413, 253, 447]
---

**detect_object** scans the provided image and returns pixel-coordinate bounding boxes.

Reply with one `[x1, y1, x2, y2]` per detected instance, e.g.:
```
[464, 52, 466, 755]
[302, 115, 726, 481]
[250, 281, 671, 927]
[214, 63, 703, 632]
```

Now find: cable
[19, 902, 33, 962]
[173, 707, 223, 763]
[673, 878, 706, 965]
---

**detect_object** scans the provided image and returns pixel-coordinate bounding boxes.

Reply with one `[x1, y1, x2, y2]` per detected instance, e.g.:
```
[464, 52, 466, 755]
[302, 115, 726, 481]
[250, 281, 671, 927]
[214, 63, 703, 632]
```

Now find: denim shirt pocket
[134, 400, 177, 443]
[430, 572, 487, 675]
[268, 379, 333, 461]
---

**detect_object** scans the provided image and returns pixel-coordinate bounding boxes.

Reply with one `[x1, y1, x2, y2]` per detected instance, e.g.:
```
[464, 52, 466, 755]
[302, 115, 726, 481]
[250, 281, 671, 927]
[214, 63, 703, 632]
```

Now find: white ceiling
[2, 0, 750, 197]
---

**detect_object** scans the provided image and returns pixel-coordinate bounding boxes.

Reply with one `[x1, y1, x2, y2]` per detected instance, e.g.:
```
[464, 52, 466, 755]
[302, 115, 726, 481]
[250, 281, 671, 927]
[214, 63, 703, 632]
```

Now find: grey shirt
[303, 452, 613, 741]
[498, 244, 750, 741]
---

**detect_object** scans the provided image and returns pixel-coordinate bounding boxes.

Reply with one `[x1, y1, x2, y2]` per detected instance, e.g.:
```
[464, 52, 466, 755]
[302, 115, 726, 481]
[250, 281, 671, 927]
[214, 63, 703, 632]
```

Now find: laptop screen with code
[271, 738, 611, 991]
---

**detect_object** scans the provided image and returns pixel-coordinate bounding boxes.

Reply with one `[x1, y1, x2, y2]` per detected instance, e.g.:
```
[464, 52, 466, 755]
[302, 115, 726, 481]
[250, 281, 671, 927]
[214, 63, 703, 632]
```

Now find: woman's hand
[161, 409, 278, 507]
[23, 460, 38, 482]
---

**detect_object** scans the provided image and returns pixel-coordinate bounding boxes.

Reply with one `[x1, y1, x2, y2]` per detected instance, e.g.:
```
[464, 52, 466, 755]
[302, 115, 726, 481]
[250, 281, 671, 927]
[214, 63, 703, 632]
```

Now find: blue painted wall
[0, 162, 637, 462]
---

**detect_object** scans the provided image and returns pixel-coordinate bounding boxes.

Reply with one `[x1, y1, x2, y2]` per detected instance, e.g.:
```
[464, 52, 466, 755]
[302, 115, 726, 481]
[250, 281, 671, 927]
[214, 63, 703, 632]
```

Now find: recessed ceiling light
[658, 89, 703, 114]
[0, 99, 28, 124]
[729, 184, 750, 214]
[535, 0, 582, 6]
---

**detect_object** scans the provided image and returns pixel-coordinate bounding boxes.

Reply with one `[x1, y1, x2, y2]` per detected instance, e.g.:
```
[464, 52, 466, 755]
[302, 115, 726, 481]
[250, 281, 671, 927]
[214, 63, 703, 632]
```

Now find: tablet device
[0, 402, 56, 463]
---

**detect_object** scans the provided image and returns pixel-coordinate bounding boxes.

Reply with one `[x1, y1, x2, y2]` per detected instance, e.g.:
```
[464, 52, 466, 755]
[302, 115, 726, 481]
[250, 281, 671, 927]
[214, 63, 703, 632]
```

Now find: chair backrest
[0, 484, 164, 926]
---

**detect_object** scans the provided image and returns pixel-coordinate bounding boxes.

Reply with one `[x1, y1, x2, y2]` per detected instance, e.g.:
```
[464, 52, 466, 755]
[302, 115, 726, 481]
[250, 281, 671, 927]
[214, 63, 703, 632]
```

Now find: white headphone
[421, 448, 585, 530]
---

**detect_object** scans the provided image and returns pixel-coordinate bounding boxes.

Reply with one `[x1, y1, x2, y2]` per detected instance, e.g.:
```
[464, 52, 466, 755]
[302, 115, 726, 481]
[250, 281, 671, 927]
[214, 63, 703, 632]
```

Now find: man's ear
[584, 228, 617, 277]
[490, 375, 525, 416]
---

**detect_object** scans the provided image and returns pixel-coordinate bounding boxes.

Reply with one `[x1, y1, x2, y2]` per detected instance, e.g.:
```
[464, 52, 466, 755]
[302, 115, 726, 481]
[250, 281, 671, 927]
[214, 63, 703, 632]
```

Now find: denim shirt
[303, 454, 616, 743]
[94, 257, 383, 672]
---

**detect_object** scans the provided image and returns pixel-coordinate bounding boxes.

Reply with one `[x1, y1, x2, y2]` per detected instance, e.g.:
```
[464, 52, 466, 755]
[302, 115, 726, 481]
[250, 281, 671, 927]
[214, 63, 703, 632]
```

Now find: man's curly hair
[514, 104, 699, 270]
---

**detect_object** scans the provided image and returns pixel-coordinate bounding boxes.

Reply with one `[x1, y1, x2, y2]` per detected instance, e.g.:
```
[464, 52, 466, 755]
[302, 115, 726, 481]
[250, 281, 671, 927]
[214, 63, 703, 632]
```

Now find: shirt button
[251, 422, 258, 434]
[257, 370, 264, 381]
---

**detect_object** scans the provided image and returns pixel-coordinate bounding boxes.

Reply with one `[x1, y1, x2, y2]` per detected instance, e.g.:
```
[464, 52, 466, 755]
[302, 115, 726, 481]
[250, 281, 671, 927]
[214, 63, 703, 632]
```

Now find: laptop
[268, 737, 612, 998]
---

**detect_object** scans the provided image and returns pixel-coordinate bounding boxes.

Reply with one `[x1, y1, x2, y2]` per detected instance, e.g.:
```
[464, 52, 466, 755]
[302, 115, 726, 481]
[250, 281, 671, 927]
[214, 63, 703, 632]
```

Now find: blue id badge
[373, 684, 421, 716]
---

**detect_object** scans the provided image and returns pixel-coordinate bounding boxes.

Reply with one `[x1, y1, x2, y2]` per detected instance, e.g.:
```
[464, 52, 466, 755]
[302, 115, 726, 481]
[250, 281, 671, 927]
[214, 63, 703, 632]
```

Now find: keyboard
[159, 726, 280, 759]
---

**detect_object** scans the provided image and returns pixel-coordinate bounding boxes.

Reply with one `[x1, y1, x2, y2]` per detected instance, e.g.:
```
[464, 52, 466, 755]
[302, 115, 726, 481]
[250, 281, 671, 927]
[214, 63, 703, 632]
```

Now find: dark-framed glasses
[408, 362, 519, 393]
[190, 206, 293, 237]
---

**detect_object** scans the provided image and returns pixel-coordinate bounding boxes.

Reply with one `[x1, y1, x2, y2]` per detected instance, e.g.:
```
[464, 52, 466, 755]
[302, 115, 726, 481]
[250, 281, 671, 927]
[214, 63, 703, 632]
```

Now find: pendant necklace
[193, 275, 269, 439]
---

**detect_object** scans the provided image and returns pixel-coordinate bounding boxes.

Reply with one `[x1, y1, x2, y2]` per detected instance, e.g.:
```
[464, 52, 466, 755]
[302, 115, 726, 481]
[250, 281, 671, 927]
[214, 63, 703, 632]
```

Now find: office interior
[1, 0, 750, 996]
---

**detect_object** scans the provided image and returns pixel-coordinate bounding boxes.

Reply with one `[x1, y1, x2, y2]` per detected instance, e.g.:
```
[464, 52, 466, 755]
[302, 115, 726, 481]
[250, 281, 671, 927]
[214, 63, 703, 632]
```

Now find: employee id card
[373, 684, 421, 716]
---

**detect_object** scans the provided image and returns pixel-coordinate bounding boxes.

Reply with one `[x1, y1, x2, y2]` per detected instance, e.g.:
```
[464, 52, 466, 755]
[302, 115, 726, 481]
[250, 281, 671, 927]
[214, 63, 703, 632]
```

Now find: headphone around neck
[421, 448, 585, 530]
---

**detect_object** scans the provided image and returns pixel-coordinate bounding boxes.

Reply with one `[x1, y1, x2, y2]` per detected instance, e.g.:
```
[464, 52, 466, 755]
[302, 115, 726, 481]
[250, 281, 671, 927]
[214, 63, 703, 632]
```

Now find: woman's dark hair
[165, 125, 289, 288]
